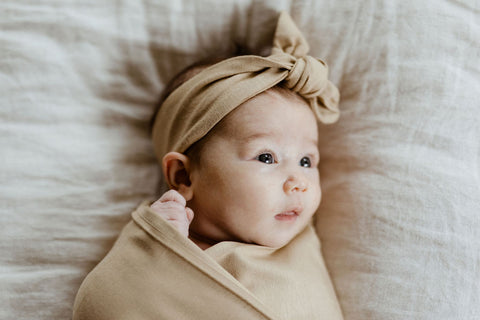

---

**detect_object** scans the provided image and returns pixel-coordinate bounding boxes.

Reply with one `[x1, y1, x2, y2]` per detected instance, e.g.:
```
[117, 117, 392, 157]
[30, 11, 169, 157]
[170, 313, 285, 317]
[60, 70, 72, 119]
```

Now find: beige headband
[152, 11, 340, 162]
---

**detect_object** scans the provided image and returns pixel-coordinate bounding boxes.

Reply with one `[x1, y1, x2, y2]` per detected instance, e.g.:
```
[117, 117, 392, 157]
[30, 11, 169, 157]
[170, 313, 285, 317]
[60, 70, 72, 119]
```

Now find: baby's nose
[283, 175, 307, 193]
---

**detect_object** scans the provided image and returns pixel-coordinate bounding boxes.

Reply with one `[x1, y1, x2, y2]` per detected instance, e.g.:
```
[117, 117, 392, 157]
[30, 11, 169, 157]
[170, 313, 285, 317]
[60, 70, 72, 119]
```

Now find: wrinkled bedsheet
[1, 0, 479, 319]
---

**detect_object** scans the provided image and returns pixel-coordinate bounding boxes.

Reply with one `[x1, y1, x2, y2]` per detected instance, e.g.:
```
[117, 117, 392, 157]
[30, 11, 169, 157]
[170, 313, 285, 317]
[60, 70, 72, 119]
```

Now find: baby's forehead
[207, 90, 318, 141]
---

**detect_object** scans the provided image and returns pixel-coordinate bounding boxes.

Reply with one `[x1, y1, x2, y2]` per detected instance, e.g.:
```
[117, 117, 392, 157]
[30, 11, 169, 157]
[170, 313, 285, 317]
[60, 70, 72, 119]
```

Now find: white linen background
[1, 0, 479, 319]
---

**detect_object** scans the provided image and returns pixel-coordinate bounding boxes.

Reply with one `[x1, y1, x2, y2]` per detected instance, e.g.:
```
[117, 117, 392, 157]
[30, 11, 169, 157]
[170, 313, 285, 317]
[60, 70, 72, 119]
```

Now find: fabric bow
[152, 11, 340, 162]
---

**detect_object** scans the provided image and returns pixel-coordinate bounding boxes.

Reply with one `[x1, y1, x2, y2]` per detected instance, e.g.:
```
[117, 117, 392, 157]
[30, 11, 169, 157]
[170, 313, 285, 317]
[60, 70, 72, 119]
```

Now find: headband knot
[284, 55, 329, 99]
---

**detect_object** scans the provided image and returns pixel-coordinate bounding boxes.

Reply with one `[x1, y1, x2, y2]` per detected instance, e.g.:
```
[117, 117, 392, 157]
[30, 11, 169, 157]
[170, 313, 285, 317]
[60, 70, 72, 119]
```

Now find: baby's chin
[189, 225, 303, 249]
[251, 234, 297, 249]
[242, 223, 311, 248]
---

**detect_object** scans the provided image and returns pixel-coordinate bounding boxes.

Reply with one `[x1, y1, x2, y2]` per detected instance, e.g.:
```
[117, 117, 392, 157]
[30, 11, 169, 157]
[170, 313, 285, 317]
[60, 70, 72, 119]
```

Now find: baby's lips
[286, 205, 303, 216]
[274, 206, 303, 221]
[274, 211, 298, 221]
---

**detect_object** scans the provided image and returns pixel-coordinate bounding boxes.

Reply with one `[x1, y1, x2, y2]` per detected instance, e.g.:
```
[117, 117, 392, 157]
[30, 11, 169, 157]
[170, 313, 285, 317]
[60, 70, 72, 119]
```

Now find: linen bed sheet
[1, 1, 479, 319]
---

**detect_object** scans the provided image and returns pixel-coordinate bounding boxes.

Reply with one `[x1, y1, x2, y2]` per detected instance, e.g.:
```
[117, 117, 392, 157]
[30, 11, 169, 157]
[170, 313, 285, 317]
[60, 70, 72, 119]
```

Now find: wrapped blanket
[73, 202, 343, 319]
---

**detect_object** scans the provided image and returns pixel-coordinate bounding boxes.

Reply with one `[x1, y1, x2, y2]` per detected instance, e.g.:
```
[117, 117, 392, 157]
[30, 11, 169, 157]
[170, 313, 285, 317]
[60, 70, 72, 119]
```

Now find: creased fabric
[3, 1, 480, 320]
[151, 11, 340, 162]
[72, 202, 343, 320]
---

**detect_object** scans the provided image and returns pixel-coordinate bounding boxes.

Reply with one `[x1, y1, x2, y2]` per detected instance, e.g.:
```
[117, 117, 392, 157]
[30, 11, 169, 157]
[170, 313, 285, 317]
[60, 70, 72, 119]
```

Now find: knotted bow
[152, 11, 340, 162]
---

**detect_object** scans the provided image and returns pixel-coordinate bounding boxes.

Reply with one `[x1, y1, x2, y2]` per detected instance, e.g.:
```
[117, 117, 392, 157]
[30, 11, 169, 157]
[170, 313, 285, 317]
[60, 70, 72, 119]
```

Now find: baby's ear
[162, 152, 193, 201]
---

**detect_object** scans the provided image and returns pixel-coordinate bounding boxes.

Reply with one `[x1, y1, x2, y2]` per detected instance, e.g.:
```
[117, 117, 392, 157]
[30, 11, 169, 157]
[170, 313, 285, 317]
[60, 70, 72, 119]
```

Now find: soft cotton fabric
[151, 11, 339, 161]
[73, 202, 343, 320]
[1, 1, 479, 320]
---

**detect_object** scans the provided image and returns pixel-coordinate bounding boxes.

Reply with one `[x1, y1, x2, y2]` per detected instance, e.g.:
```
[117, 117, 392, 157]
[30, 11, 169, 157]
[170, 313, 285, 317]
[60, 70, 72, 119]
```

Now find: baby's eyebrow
[242, 132, 271, 142]
[241, 132, 319, 148]
[307, 137, 319, 147]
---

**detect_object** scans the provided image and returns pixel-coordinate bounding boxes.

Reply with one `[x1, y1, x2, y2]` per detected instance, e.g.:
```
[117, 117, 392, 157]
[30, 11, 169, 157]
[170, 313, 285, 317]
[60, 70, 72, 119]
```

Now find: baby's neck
[188, 232, 217, 250]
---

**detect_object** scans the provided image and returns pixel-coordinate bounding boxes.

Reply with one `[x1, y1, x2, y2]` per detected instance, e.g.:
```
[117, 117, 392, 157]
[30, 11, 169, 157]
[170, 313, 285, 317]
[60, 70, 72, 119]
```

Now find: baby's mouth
[274, 207, 302, 221]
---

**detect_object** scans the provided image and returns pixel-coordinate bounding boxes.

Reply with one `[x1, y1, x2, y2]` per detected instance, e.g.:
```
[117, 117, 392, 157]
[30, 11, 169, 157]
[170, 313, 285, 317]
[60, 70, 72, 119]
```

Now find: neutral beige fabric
[206, 226, 343, 320]
[151, 11, 339, 162]
[2, 1, 480, 320]
[73, 202, 343, 320]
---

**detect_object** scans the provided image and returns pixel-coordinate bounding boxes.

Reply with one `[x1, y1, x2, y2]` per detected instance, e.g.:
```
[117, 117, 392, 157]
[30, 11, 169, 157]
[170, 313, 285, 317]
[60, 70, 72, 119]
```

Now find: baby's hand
[150, 190, 194, 237]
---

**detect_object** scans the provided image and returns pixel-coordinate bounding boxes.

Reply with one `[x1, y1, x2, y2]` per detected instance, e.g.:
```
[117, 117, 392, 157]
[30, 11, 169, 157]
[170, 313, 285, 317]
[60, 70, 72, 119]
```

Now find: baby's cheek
[312, 172, 321, 200]
[314, 186, 322, 209]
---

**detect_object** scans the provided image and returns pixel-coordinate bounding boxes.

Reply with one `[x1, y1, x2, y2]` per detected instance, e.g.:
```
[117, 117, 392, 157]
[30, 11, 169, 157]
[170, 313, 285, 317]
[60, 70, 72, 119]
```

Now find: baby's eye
[257, 153, 275, 164]
[299, 156, 312, 168]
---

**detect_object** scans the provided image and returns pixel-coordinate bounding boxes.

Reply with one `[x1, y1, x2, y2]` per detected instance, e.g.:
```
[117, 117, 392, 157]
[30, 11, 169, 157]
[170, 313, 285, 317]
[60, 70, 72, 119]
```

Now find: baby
[151, 84, 322, 250]
[73, 12, 343, 320]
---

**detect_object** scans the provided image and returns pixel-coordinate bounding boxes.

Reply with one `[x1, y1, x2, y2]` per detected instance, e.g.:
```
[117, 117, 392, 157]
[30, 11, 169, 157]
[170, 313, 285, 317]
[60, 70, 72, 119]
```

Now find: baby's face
[188, 89, 321, 248]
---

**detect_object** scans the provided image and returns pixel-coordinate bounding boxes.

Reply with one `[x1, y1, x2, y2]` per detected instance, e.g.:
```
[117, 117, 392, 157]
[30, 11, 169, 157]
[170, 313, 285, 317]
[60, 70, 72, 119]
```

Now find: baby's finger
[158, 189, 186, 206]
[185, 207, 194, 223]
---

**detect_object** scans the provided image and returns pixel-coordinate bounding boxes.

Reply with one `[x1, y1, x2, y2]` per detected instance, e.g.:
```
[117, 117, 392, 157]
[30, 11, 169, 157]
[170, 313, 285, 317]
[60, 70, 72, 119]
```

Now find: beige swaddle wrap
[73, 202, 343, 319]
[73, 11, 343, 319]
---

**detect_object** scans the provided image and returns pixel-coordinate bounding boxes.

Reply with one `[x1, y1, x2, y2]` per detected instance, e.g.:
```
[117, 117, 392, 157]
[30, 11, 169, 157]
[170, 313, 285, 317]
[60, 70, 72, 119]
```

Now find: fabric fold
[73, 202, 275, 320]
[73, 202, 343, 320]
